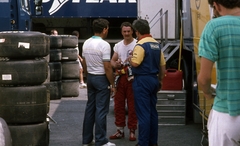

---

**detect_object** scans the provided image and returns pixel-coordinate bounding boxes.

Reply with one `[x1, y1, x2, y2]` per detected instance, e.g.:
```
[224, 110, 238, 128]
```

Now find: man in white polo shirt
[82, 18, 116, 146]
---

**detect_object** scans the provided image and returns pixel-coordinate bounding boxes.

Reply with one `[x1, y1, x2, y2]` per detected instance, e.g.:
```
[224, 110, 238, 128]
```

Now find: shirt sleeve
[198, 21, 218, 62]
[102, 42, 111, 61]
[131, 45, 145, 65]
[160, 51, 166, 66]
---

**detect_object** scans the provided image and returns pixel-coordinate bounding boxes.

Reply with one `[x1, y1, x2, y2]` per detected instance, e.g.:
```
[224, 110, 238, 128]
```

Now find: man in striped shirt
[198, 0, 240, 145]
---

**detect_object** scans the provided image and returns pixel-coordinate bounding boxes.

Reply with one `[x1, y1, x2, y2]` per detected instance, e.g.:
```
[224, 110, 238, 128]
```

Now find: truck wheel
[8, 122, 49, 146]
[61, 35, 78, 48]
[49, 35, 62, 48]
[0, 59, 48, 85]
[50, 49, 62, 62]
[43, 81, 62, 100]
[0, 31, 49, 58]
[0, 118, 12, 146]
[61, 48, 78, 61]
[49, 62, 62, 81]
[61, 61, 80, 79]
[62, 79, 79, 97]
[0, 85, 47, 124]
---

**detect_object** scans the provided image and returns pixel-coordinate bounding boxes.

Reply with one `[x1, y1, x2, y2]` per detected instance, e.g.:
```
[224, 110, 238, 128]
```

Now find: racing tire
[61, 48, 78, 61]
[49, 35, 62, 48]
[48, 62, 62, 81]
[0, 31, 49, 58]
[50, 49, 62, 62]
[61, 61, 80, 79]
[8, 122, 49, 146]
[61, 35, 78, 48]
[61, 79, 79, 97]
[0, 85, 48, 124]
[0, 58, 48, 85]
[43, 81, 62, 100]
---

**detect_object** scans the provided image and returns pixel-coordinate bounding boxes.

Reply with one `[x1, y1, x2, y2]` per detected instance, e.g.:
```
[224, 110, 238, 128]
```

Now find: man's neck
[124, 37, 134, 45]
[220, 6, 240, 16]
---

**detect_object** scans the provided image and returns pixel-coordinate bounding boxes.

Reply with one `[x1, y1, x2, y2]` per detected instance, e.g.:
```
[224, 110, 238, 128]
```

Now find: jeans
[82, 74, 111, 146]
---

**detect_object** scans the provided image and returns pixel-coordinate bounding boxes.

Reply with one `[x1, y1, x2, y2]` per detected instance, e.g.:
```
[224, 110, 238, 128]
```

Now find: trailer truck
[0, 0, 42, 31]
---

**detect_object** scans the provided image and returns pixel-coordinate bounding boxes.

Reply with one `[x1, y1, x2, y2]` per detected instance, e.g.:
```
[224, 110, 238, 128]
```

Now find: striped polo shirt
[198, 15, 240, 116]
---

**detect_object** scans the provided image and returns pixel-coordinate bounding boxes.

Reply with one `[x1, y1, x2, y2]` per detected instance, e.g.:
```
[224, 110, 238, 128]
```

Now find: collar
[92, 36, 102, 39]
[138, 34, 152, 41]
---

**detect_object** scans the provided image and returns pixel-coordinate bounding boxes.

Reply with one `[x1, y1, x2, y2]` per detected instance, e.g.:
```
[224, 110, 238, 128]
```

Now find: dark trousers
[132, 75, 159, 146]
[82, 74, 110, 146]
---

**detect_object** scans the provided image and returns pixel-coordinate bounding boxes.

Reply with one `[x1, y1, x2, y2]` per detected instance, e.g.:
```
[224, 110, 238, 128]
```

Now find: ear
[103, 28, 108, 34]
[213, 2, 221, 13]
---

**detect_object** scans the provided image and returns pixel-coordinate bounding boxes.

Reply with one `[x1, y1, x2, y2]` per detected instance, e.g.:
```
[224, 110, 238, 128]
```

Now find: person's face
[52, 30, 58, 36]
[121, 26, 133, 40]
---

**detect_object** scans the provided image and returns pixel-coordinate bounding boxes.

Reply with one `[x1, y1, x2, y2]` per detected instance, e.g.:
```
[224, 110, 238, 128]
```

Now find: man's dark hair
[132, 19, 150, 35]
[92, 18, 109, 33]
[72, 30, 79, 37]
[120, 22, 133, 30]
[208, 0, 240, 8]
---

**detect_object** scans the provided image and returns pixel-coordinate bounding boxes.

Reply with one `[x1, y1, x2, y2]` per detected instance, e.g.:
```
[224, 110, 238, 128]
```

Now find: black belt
[88, 73, 105, 76]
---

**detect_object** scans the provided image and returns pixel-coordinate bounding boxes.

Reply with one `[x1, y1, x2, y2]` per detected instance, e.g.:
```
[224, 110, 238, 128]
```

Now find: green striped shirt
[199, 15, 240, 116]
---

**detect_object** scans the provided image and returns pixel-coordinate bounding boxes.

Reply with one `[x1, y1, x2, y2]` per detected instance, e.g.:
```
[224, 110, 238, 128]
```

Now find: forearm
[199, 78, 212, 94]
[104, 62, 115, 86]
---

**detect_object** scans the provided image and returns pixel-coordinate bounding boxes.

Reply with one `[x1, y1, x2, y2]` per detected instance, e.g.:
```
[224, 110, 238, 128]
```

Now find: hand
[115, 59, 122, 69]
[110, 87, 116, 98]
[125, 55, 132, 63]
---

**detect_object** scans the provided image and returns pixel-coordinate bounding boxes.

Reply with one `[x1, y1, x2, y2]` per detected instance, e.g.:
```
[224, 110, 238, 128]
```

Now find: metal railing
[149, 9, 168, 47]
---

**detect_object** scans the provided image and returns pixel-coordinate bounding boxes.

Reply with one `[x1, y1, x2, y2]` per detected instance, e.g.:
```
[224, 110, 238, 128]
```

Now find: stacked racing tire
[60, 35, 80, 97]
[0, 31, 50, 146]
[45, 35, 63, 100]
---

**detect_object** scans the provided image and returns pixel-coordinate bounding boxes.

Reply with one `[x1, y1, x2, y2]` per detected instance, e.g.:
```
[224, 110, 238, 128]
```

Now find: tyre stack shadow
[60, 35, 80, 98]
[0, 31, 50, 146]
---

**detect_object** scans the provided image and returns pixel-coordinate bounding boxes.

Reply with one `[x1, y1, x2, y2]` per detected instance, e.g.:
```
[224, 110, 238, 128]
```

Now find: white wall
[138, 0, 177, 39]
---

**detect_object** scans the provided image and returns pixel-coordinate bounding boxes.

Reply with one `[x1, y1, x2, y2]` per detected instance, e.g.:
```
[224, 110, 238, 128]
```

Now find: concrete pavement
[48, 88, 208, 146]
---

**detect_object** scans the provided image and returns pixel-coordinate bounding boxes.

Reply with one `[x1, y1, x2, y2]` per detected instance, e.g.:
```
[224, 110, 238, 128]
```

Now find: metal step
[161, 42, 180, 62]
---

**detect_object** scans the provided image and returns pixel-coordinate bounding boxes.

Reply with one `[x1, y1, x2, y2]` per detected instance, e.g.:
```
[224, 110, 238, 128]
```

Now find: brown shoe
[129, 129, 136, 141]
[109, 129, 124, 139]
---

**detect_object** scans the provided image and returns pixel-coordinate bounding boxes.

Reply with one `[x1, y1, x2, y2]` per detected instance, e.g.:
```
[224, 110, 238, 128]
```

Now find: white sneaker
[101, 142, 116, 146]
[83, 140, 95, 146]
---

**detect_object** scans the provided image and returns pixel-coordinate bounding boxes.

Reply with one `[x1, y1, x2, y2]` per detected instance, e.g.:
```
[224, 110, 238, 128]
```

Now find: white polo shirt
[82, 36, 111, 75]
